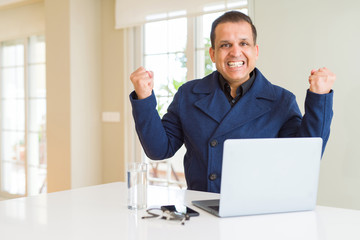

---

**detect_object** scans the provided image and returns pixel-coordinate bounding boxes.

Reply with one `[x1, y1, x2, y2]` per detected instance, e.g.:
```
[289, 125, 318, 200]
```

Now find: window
[144, 17, 188, 117]
[144, 18, 188, 188]
[143, 4, 249, 188]
[0, 35, 46, 198]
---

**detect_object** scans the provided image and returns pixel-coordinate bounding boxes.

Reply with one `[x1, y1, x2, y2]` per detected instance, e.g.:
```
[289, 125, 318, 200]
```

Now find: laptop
[192, 137, 322, 217]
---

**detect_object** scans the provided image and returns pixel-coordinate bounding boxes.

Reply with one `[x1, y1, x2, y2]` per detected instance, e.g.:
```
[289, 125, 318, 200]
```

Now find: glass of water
[127, 162, 148, 210]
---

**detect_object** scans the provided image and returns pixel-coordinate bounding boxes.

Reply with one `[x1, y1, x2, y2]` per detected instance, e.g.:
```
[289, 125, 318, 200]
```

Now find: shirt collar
[218, 70, 256, 97]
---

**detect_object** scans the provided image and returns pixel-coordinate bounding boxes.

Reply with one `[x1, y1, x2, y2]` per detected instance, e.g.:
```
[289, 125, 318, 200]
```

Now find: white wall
[45, 0, 102, 192]
[101, 0, 126, 184]
[254, 0, 360, 209]
[69, 0, 102, 188]
[0, 1, 44, 41]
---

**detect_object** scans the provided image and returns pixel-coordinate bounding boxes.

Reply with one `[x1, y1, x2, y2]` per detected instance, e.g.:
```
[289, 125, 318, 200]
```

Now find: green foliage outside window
[156, 38, 214, 117]
[204, 38, 214, 76]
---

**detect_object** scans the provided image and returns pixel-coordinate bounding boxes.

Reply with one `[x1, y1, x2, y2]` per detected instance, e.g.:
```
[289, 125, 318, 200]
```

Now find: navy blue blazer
[130, 68, 333, 193]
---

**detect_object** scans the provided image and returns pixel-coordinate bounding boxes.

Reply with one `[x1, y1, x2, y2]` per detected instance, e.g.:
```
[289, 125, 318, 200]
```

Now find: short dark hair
[210, 11, 257, 48]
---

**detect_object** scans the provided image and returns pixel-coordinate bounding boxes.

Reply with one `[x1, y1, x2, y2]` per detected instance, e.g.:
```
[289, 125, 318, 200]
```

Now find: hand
[308, 67, 336, 94]
[130, 66, 154, 99]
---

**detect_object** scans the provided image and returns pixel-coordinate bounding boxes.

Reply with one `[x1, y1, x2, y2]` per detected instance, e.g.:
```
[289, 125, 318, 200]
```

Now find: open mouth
[227, 61, 245, 68]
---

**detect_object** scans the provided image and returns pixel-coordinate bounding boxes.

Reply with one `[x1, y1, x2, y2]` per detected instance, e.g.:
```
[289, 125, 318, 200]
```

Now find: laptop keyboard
[209, 205, 219, 212]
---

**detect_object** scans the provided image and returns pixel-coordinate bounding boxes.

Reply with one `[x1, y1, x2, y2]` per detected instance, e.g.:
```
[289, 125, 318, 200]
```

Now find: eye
[240, 42, 249, 46]
[220, 43, 231, 48]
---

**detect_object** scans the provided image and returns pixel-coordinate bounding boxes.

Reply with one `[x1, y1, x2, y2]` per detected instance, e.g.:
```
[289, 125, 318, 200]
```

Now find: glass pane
[28, 64, 46, 98]
[197, 12, 224, 49]
[1, 43, 24, 67]
[144, 20, 168, 54]
[168, 18, 187, 52]
[239, 8, 248, 15]
[2, 99, 25, 131]
[28, 132, 47, 167]
[28, 99, 46, 132]
[196, 50, 205, 78]
[156, 96, 172, 117]
[144, 54, 169, 96]
[1, 67, 24, 98]
[195, 12, 224, 79]
[168, 53, 187, 89]
[28, 35, 46, 64]
[27, 166, 47, 195]
[1, 162, 26, 195]
[28, 132, 39, 166]
[196, 49, 216, 78]
[227, 0, 248, 8]
[1, 131, 25, 162]
[145, 54, 186, 94]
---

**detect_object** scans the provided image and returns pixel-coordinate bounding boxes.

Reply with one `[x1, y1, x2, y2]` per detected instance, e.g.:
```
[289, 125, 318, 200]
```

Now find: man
[129, 11, 335, 193]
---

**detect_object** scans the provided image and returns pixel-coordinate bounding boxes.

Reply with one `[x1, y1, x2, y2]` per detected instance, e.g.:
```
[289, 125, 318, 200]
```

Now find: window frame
[0, 39, 27, 199]
[0, 34, 47, 199]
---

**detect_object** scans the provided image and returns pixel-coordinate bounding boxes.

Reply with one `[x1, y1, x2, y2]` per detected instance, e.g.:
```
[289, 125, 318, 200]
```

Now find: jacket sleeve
[279, 89, 334, 153]
[129, 89, 184, 160]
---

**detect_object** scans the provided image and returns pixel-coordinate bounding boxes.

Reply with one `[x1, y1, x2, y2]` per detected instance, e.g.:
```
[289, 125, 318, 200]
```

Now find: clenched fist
[308, 67, 336, 94]
[130, 66, 154, 99]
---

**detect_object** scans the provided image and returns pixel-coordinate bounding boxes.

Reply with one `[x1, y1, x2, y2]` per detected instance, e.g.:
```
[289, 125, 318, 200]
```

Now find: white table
[0, 182, 359, 240]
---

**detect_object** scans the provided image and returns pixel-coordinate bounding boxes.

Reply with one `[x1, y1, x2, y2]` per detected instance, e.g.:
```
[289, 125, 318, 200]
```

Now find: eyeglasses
[142, 208, 191, 225]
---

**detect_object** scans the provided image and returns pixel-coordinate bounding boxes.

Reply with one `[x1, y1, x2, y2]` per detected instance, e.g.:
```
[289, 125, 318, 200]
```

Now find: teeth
[228, 61, 244, 67]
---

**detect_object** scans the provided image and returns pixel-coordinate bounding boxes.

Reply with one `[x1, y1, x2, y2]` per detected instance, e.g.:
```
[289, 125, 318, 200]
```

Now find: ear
[209, 47, 216, 63]
[255, 44, 259, 60]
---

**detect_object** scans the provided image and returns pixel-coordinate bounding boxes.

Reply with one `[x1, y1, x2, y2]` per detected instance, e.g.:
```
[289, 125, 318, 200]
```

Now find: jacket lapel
[192, 68, 278, 137]
[193, 72, 231, 123]
[212, 68, 278, 138]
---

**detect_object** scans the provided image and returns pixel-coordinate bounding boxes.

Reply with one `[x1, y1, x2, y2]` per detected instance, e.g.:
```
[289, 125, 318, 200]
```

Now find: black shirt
[219, 70, 256, 107]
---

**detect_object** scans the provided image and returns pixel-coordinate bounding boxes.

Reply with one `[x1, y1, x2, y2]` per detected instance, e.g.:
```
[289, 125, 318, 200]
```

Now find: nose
[229, 44, 242, 57]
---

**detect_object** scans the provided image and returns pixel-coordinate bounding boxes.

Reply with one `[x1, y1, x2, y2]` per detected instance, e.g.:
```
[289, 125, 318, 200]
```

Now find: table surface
[1, 182, 360, 240]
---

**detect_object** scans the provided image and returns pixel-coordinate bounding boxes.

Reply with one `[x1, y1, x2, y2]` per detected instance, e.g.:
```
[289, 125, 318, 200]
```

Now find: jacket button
[210, 139, 218, 147]
[209, 173, 217, 181]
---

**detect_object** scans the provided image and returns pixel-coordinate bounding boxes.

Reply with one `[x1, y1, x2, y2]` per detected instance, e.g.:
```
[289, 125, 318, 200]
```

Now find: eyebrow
[218, 38, 249, 43]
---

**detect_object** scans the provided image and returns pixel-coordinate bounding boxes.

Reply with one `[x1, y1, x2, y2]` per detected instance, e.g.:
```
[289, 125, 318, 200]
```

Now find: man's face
[209, 21, 259, 87]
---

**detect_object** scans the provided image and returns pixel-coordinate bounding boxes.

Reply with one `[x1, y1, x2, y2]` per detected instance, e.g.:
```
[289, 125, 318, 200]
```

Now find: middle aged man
[129, 11, 335, 193]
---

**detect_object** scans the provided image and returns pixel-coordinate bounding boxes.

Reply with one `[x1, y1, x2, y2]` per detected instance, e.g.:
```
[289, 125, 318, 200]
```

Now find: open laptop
[192, 137, 322, 217]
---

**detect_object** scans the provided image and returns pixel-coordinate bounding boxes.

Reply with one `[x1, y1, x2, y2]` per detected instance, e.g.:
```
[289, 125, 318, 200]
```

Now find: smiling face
[209, 21, 259, 88]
